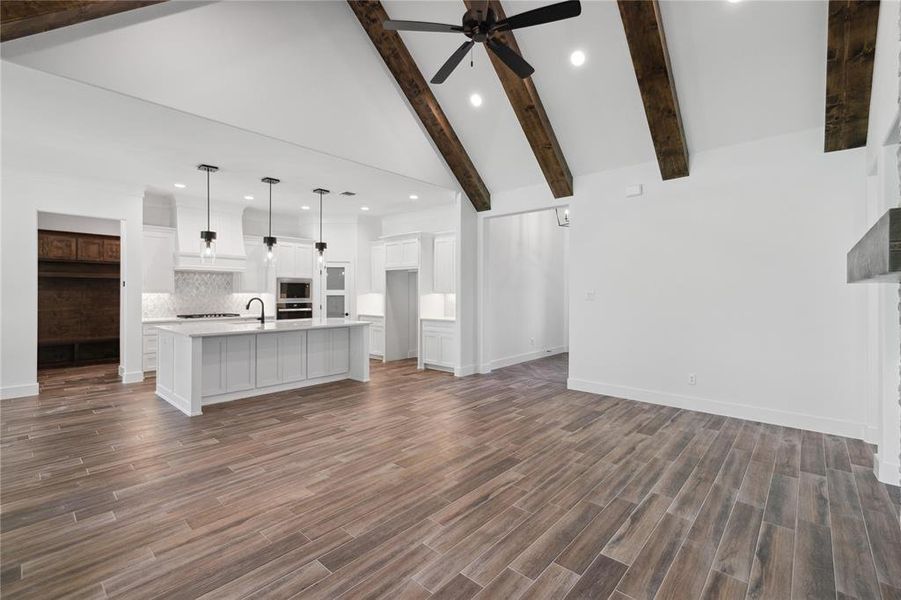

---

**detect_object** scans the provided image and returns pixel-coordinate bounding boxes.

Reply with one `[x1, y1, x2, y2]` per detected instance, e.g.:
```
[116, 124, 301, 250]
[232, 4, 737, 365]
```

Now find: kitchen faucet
[246, 297, 265, 324]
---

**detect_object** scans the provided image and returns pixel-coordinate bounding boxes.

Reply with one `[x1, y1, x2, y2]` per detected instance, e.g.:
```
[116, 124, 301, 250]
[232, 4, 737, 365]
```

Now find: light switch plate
[626, 184, 643, 198]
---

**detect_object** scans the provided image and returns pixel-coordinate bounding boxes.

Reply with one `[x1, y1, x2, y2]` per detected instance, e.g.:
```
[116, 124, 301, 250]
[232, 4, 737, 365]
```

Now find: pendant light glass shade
[200, 231, 217, 263]
[198, 164, 219, 263]
[261, 177, 280, 263]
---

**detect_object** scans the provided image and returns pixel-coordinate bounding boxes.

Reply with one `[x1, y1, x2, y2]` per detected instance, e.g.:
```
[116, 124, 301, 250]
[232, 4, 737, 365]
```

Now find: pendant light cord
[268, 181, 272, 237]
[319, 190, 323, 243]
[206, 168, 211, 231]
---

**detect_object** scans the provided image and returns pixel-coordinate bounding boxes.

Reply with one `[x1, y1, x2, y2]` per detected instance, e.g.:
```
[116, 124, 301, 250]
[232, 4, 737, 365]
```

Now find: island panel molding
[154, 320, 370, 416]
[347, 0, 491, 211]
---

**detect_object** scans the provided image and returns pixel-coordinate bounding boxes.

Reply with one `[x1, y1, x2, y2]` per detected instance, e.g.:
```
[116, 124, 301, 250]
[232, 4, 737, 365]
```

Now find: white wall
[485, 210, 568, 370]
[1, 170, 145, 398]
[38, 212, 120, 236]
[380, 204, 455, 237]
[489, 129, 870, 439]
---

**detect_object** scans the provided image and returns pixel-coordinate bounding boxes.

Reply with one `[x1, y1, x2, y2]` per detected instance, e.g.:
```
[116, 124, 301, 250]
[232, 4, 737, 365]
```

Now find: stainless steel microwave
[277, 278, 312, 302]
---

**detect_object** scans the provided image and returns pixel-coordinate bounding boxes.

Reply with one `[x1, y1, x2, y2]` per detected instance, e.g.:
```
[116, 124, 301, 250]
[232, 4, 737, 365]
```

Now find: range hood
[848, 208, 901, 283]
[174, 200, 246, 272]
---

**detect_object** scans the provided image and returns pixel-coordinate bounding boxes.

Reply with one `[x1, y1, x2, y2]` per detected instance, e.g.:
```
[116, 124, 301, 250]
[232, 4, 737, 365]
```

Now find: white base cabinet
[307, 328, 350, 379]
[155, 322, 369, 416]
[359, 315, 384, 357]
[202, 335, 256, 396]
[421, 319, 456, 371]
[256, 331, 306, 387]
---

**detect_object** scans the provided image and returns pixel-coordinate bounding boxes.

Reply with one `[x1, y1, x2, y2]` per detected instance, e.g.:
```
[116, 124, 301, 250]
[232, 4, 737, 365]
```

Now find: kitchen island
[154, 319, 370, 416]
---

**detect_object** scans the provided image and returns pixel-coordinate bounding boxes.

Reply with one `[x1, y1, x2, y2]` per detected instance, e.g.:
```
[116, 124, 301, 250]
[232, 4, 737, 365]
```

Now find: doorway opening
[36, 213, 122, 371]
[483, 207, 569, 372]
[385, 270, 418, 361]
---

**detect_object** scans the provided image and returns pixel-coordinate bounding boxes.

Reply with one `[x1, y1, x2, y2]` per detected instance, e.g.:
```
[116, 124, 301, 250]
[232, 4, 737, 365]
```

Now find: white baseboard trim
[118, 364, 125, 376]
[0, 382, 40, 399]
[567, 377, 868, 440]
[874, 452, 901, 486]
[121, 371, 144, 384]
[478, 365, 492, 375]
[490, 346, 568, 371]
[863, 426, 880, 446]
[155, 385, 199, 416]
[454, 364, 477, 377]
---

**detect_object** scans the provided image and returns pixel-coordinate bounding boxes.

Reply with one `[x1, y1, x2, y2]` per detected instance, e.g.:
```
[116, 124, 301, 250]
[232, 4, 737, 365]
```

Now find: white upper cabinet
[275, 243, 296, 277]
[433, 235, 455, 294]
[384, 237, 419, 270]
[370, 242, 385, 293]
[142, 226, 175, 293]
[236, 237, 274, 294]
[275, 239, 313, 279]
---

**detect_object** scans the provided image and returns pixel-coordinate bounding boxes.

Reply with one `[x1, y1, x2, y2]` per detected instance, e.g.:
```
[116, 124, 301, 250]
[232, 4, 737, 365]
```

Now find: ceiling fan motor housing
[462, 7, 497, 43]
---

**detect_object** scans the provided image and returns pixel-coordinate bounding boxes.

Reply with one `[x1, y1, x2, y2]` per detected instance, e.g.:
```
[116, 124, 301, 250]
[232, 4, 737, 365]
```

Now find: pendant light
[313, 188, 330, 264]
[197, 164, 219, 263]
[261, 176, 280, 262]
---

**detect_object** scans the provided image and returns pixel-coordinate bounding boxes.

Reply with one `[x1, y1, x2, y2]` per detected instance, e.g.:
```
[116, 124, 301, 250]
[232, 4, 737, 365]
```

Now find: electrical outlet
[529, 337, 535, 346]
[688, 373, 696, 385]
[585, 291, 596, 301]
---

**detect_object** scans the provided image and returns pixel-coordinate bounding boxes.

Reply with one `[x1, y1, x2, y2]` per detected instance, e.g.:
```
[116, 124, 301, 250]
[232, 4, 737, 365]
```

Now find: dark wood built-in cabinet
[37, 230, 120, 369]
[38, 230, 120, 263]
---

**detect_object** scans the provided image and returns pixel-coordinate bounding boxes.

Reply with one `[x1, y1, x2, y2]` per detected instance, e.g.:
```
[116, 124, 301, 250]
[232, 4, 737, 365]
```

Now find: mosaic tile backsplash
[142, 272, 275, 318]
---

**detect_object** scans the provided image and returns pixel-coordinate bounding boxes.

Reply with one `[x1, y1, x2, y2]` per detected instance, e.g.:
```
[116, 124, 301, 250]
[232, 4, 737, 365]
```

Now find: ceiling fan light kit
[383, 0, 582, 84]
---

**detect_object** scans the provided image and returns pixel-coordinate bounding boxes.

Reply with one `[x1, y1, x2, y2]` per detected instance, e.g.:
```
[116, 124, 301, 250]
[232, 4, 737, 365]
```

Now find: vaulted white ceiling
[1, 0, 830, 200]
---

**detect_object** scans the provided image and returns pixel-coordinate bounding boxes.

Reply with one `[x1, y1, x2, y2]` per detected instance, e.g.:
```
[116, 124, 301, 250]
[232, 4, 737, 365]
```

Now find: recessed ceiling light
[174, 183, 186, 189]
[301, 205, 310, 211]
[570, 50, 586, 67]
[409, 194, 419, 200]
[361, 206, 370, 211]
[726, 0, 742, 3]
[469, 93, 483, 108]
[244, 195, 254, 201]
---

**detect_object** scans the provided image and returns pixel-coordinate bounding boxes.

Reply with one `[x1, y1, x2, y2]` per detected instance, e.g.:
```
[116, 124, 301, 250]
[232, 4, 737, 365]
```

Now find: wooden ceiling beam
[616, 0, 688, 180]
[824, 0, 880, 152]
[463, 0, 573, 198]
[347, 0, 491, 211]
[1, 1, 165, 43]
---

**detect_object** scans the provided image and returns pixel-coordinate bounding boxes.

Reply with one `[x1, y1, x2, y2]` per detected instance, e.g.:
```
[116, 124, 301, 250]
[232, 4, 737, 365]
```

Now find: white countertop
[156, 318, 370, 338]
[421, 316, 456, 322]
[143, 314, 273, 324]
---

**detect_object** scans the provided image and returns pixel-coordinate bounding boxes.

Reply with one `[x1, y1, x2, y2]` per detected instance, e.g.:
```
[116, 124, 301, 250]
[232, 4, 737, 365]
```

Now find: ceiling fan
[383, 0, 581, 84]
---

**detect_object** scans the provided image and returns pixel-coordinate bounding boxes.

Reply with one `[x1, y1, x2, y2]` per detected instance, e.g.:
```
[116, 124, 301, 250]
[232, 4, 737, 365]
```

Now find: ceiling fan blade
[492, 0, 581, 32]
[431, 40, 475, 84]
[383, 20, 462, 33]
[486, 38, 535, 78]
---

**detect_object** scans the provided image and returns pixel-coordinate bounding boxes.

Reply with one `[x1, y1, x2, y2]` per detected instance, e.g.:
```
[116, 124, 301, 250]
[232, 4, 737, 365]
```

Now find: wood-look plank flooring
[2, 356, 900, 599]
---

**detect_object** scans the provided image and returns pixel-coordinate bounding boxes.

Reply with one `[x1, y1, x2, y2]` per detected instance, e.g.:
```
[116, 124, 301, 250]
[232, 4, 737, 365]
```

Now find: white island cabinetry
[155, 320, 369, 416]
